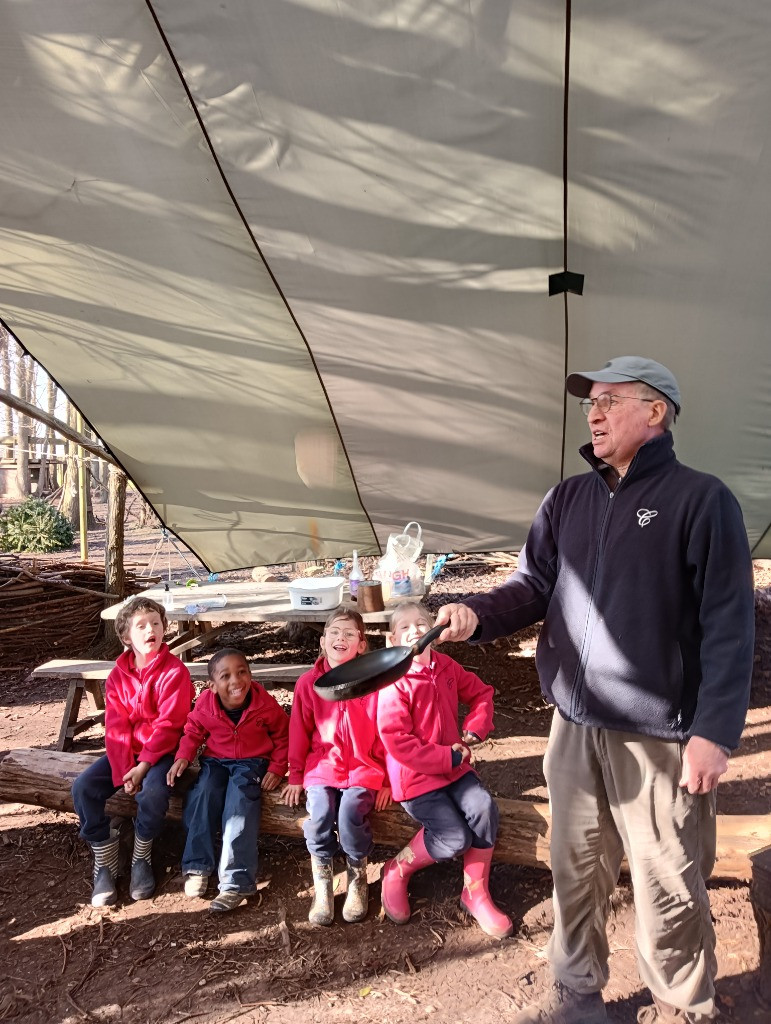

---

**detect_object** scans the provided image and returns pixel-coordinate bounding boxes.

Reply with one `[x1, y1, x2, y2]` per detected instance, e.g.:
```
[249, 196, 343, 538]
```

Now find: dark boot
[89, 834, 120, 908]
[637, 996, 723, 1023]
[511, 980, 607, 1023]
[342, 857, 368, 923]
[129, 835, 155, 901]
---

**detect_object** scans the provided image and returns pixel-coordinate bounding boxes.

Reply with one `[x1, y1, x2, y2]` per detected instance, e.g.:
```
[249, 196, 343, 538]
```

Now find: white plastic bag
[374, 522, 425, 599]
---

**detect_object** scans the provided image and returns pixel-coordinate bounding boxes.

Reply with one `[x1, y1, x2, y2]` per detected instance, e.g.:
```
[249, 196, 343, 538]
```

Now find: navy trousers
[72, 753, 175, 844]
[303, 785, 375, 863]
[402, 772, 499, 861]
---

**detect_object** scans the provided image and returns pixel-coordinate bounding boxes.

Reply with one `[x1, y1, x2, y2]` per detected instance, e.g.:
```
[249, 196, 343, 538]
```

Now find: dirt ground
[1, 520, 770, 1024]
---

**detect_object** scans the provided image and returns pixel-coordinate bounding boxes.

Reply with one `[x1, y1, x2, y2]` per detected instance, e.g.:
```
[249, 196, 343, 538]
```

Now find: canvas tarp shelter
[1, 1, 769, 570]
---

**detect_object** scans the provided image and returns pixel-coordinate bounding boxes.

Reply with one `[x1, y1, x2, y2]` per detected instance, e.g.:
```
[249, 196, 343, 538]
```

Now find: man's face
[586, 381, 661, 473]
[209, 654, 252, 710]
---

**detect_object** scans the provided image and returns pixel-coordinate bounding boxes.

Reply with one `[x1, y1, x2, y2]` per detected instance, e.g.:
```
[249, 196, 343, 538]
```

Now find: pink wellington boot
[460, 846, 513, 939]
[381, 829, 435, 924]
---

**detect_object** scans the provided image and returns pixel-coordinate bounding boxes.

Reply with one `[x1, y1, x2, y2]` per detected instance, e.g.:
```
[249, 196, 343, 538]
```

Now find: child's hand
[451, 742, 472, 764]
[261, 771, 283, 792]
[281, 783, 304, 807]
[374, 786, 392, 811]
[167, 758, 189, 787]
[462, 731, 481, 745]
[123, 761, 150, 795]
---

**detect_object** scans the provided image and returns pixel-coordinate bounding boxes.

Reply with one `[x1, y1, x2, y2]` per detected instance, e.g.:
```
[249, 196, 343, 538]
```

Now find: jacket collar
[579, 430, 676, 485]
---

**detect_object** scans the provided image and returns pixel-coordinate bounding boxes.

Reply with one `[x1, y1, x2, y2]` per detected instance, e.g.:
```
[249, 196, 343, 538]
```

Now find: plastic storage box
[288, 576, 345, 610]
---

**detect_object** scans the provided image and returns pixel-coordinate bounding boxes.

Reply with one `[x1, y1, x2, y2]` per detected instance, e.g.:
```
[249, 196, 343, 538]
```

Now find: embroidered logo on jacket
[637, 508, 658, 527]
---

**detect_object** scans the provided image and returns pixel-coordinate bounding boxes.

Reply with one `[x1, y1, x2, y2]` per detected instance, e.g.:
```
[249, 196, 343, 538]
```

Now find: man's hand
[281, 783, 304, 807]
[679, 736, 729, 794]
[166, 758, 189, 787]
[123, 761, 151, 795]
[434, 603, 479, 643]
[261, 771, 283, 792]
[374, 786, 392, 811]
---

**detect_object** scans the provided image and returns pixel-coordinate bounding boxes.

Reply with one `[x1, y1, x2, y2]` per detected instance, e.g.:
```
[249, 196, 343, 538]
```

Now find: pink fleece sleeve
[261, 690, 290, 777]
[376, 683, 452, 776]
[104, 668, 135, 786]
[287, 673, 317, 786]
[137, 662, 195, 766]
[455, 662, 495, 740]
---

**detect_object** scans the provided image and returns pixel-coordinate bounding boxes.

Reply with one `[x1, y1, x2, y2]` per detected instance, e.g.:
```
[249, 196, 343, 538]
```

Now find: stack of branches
[0, 555, 153, 672]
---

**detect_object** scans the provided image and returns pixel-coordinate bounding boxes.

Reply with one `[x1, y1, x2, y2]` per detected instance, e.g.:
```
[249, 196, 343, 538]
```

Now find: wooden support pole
[0, 748, 770, 880]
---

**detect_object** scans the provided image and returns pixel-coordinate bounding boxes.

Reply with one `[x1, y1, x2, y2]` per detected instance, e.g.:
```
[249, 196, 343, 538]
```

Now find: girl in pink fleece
[282, 608, 391, 926]
[377, 602, 513, 939]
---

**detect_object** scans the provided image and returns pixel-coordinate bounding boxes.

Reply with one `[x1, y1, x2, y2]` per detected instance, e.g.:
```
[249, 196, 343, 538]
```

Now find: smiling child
[282, 609, 391, 926]
[167, 647, 289, 912]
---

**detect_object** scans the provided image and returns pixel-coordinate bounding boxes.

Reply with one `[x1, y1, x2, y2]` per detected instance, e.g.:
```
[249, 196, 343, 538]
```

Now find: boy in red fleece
[167, 648, 289, 912]
[282, 609, 391, 926]
[377, 602, 513, 939]
[72, 597, 195, 907]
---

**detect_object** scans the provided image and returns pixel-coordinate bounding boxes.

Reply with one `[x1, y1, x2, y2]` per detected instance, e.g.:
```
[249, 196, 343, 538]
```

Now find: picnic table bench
[32, 659, 311, 752]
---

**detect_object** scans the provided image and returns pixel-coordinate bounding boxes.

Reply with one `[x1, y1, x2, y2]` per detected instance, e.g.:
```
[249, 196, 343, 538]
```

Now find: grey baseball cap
[566, 356, 681, 414]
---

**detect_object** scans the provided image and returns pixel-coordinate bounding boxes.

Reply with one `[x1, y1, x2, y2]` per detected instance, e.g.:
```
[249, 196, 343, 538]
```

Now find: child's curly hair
[114, 596, 167, 645]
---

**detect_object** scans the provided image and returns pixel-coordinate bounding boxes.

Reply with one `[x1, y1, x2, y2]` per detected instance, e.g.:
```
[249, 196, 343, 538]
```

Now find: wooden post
[105, 464, 127, 605]
[75, 412, 88, 561]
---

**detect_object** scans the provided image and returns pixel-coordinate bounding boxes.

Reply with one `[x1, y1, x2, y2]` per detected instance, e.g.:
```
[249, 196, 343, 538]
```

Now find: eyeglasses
[325, 628, 361, 641]
[579, 393, 656, 417]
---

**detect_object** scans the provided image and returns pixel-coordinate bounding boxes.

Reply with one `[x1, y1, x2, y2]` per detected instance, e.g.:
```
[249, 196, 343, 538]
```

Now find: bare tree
[14, 348, 31, 496]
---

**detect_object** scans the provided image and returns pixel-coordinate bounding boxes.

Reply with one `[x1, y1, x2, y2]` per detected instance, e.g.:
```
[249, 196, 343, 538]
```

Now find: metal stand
[142, 526, 203, 581]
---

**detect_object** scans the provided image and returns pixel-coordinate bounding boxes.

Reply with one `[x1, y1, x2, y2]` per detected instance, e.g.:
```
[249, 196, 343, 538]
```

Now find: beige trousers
[543, 712, 718, 1021]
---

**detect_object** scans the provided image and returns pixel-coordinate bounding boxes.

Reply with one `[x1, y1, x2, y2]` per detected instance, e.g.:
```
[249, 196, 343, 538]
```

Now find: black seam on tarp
[143, 0, 381, 556]
[558, 0, 572, 482]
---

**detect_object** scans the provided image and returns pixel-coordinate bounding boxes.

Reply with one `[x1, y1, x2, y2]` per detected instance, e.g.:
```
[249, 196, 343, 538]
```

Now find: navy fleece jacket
[464, 433, 754, 750]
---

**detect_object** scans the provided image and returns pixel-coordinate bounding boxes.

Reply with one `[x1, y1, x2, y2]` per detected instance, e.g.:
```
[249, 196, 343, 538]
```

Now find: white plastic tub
[288, 576, 345, 611]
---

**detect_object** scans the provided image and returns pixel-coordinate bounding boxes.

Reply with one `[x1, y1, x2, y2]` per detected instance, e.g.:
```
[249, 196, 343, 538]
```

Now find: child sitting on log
[281, 608, 391, 926]
[167, 647, 289, 912]
[72, 596, 195, 907]
[377, 602, 513, 939]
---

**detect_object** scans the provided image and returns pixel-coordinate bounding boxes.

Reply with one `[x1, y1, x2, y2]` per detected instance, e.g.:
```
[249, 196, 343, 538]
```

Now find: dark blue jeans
[402, 773, 499, 861]
[72, 753, 175, 844]
[303, 785, 375, 863]
[182, 756, 267, 894]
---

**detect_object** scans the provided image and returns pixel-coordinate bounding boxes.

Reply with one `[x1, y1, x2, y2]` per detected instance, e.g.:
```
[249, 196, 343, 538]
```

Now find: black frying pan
[313, 624, 445, 701]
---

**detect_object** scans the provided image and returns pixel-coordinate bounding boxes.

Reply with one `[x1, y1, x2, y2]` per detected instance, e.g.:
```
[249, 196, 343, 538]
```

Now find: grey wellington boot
[308, 857, 335, 926]
[342, 857, 368, 923]
[129, 835, 155, 901]
[89, 834, 120, 907]
[511, 980, 608, 1024]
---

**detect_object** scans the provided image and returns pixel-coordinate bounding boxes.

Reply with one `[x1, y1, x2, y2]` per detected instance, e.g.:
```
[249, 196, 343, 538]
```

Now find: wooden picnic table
[100, 579, 421, 658]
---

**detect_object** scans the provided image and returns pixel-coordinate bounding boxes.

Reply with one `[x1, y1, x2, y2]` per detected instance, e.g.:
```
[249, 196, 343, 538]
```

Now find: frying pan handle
[413, 623, 446, 655]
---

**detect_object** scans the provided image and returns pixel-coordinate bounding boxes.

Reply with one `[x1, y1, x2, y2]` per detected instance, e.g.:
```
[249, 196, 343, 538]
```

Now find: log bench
[31, 660, 311, 752]
[1, 748, 770, 878]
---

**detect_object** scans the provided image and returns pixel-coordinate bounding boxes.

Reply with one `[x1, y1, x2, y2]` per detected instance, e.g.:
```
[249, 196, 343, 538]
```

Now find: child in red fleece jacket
[72, 596, 195, 908]
[282, 608, 391, 926]
[167, 647, 289, 913]
[377, 602, 512, 939]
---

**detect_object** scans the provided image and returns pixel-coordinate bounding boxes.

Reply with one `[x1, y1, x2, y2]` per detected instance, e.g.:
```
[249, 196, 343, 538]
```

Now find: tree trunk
[14, 354, 31, 497]
[0, 327, 13, 460]
[1, 747, 769, 880]
[105, 464, 127, 602]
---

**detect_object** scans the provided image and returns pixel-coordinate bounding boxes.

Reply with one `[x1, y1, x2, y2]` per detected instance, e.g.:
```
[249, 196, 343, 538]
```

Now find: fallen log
[0, 748, 769, 879]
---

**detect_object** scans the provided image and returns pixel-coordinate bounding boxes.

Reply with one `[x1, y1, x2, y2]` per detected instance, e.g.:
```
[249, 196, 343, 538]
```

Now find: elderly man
[436, 357, 754, 1024]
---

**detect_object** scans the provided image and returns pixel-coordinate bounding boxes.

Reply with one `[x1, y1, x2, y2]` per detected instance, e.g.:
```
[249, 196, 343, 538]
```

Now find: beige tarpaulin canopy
[1, 1, 769, 570]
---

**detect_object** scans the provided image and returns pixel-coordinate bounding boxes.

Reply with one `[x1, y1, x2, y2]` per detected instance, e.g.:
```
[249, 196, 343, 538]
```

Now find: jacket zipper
[569, 480, 621, 719]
